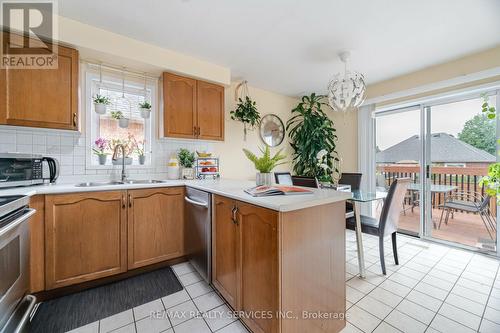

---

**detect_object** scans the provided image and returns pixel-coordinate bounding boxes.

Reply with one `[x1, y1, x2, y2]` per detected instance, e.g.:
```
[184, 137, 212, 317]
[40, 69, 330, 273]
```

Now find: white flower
[319, 163, 330, 171]
[316, 149, 328, 161]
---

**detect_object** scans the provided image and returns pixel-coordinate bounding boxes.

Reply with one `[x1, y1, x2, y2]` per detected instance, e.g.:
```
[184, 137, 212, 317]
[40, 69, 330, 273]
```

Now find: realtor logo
[1, 1, 58, 68]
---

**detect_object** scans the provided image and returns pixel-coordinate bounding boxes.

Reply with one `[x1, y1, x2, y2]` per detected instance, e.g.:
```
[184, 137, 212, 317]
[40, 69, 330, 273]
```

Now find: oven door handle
[10, 294, 37, 333]
[0, 208, 35, 238]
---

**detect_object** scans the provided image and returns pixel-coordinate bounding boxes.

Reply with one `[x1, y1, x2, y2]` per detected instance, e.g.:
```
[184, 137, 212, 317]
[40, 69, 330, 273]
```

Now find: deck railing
[377, 164, 496, 215]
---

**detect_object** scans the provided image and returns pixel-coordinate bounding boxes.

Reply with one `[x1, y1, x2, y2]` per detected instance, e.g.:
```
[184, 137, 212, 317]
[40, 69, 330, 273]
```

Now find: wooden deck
[396, 206, 496, 249]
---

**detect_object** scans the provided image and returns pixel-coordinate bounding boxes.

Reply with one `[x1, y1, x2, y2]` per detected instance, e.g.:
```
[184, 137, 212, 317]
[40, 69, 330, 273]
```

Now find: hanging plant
[230, 81, 261, 140]
[286, 93, 339, 182]
[139, 101, 152, 119]
[111, 111, 129, 128]
[93, 94, 110, 114]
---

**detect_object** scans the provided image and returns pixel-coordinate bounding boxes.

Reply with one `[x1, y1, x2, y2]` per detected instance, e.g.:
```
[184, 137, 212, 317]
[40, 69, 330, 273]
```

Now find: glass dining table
[347, 190, 387, 278]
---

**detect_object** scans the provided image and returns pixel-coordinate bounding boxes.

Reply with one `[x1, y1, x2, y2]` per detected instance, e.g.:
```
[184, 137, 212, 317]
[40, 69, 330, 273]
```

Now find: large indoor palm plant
[286, 93, 339, 182]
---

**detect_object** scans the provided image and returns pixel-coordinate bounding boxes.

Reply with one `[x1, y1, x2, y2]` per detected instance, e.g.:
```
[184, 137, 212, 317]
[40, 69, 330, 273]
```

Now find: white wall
[214, 83, 298, 180]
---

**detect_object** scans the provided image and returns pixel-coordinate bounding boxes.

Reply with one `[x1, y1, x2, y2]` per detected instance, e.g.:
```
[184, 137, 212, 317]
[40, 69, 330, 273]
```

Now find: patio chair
[438, 192, 496, 239]
[346, 178, 411, 275]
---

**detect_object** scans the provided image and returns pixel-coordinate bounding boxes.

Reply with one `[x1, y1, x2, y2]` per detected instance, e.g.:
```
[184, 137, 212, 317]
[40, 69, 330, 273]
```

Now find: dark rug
[30, 267, 183, 333]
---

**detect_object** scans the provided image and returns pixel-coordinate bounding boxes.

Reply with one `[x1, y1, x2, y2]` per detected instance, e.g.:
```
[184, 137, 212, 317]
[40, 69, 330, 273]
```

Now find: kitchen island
[0, 179, 350, 333]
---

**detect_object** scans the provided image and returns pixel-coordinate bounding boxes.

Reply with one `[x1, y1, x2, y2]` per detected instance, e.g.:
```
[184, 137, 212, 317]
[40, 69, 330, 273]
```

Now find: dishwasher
[184, 187, 211, 283]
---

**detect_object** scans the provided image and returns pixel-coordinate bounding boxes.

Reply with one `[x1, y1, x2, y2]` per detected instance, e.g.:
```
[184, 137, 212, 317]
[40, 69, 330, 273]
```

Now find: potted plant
[243, 146, 286, 186]
[286, 93, 339, 182]
[139, 101, 152, 119]
[93, 94, 110, 114]
[178, 148, 196, 180]
[111, 110, 129, 128]
[92, 137, 108, 165]
[110, 137, 133, 165]
[230, 96, 261, 140]
[132, 137, 146, 165]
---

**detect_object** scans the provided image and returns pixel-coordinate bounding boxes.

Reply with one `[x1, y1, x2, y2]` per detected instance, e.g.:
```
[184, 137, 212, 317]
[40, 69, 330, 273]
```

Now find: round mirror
[260, 114, 285, 147]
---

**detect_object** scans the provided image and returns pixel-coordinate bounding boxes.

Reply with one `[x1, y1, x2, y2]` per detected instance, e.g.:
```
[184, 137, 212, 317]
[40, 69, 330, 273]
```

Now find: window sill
[86, 164, 154, 170]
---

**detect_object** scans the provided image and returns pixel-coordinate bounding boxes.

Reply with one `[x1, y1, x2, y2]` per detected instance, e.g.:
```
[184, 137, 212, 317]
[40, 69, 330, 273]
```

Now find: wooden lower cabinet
[212, 195, 240, 309]
[44, 191, 127, 290]
[213, 195, 346, 333]
[29, 195, 45, 293]
[213, 195, 279, 333]
[127, 187, 185, 269]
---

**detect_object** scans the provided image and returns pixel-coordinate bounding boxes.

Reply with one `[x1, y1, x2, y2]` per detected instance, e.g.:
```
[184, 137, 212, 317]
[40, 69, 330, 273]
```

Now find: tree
[458, 113, 496, 155]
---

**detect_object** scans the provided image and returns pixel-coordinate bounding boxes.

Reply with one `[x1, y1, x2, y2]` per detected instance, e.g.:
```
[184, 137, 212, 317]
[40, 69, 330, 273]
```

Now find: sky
[375, 96, 497, 150]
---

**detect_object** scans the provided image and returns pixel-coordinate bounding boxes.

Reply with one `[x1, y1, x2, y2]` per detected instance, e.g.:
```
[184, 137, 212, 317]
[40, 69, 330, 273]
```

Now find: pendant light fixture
[327, 51, 366, 113]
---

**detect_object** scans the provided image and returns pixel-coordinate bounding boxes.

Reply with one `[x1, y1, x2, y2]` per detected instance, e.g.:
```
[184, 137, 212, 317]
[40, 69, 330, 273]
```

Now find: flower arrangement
[110, 110, 124, 120]
[131, 136, 146, 157]
[92, 137, 108, 156]
[93, 94, 111, 105]
[109, 135, 134, 158]
[139, 101, 151, 110]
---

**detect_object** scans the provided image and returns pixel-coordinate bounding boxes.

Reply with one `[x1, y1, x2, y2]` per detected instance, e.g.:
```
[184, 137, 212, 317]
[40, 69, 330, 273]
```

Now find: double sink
[75, 179, 168, 187]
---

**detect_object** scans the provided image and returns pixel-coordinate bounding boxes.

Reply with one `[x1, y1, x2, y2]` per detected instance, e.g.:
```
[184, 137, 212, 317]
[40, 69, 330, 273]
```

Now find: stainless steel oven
[0, 195, 36, 333]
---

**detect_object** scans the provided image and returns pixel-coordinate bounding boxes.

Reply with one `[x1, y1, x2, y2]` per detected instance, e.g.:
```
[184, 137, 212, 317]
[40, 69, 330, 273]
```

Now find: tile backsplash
[0, 127, 214, 183]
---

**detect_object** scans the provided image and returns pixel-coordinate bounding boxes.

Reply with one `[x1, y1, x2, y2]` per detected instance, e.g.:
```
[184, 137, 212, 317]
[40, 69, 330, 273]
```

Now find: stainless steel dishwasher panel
[184, 187, 211, 283]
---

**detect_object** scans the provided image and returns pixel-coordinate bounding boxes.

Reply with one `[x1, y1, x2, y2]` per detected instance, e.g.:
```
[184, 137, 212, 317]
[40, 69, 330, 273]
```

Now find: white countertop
[0, 178, 351, 212]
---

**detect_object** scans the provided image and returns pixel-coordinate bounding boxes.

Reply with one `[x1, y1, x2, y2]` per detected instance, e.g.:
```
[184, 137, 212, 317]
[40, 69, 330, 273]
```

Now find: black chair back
[291, 176, 319, 188]
[339, 173, 362, 191]
[379, 178, 411, 236]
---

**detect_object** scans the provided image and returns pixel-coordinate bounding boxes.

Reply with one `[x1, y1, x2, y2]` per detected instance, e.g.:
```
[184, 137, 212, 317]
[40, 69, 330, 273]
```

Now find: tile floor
[66, 230, 500, 333]
[343, 230, 500, 333]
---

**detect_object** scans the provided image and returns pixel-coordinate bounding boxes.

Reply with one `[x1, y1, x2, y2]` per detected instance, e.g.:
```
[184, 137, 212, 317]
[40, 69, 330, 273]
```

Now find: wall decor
[260, 114, 285, 147]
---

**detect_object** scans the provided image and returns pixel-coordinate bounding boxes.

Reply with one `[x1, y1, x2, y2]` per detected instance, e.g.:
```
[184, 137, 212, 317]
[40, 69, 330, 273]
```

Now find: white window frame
[84, 69, 157, 170]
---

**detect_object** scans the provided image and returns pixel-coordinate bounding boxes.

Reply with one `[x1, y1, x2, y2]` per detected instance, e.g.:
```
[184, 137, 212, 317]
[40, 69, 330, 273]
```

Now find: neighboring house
[376, 133, 496, 167]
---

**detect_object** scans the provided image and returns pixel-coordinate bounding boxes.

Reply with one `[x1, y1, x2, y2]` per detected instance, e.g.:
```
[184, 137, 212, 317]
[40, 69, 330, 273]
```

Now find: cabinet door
[212, 195, 239, 309]
[29, 195, 45, 293]
[127, 187, 185, 269]
[45, 191, 127, 289]
[0, 36, 79, 130]
[163, 72, 197, 139]
[238, 202, 279, 333]
[197, 81, 224, 141]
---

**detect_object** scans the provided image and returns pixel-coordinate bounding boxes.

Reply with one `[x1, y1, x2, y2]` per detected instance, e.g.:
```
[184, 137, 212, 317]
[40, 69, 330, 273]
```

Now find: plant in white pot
[111, 110, 129, 128]
[92, 137, 109, 165]
[132, 137, 147, 165]
[93, 94, 111, 114]
[243, 146, 286, 186]
[139, 101, 152, 119]
[178, 148, 196, 179]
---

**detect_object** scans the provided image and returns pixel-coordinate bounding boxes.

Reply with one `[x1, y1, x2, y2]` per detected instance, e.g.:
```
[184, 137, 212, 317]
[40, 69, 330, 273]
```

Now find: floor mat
[29, 266, 183, 333]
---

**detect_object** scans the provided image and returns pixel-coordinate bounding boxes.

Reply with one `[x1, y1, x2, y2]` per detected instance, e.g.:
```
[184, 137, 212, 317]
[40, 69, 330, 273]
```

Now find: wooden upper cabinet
[163, 72, 224, 141]
[212, 195, 240, 309]
[44, 191, 127, 290]
[197, 81, 224, 140]
[0, 38, 79, 130]
[238, 202, 279, 333]
[127, 187, 185, 269]
[163, 73, 197, 138]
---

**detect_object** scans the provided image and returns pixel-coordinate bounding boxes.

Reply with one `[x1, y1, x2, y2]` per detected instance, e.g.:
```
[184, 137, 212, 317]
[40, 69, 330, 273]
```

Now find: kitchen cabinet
[0, 33, 79, 130]
[127, 187, 185, 269]
[44, 191, 127, 289]
[212, 195, 240, 309]
[163, 73, 197, 139]
[212, 195, 279, 333]
[197, 81, 225, 140]
[213, 195, 346, 333]
[162, 72, 224, 141]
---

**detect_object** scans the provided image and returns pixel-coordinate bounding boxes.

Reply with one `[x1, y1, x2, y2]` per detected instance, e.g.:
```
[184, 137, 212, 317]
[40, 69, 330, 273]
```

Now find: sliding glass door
[374, 90, 499, 254]
[375, 106, 423, 237]
[425, 94, 497, 252]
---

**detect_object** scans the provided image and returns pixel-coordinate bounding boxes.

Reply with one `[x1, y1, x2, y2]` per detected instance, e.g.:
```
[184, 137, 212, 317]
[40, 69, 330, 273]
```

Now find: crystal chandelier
[327, 51, 366, 112]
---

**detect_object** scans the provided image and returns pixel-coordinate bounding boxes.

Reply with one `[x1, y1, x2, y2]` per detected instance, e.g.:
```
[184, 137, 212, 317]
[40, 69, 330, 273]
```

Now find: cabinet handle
[73, 113, 77, 127]
[193, 126, 197, 136]
[197, 126, 200, 136]
[231, 206, 238, 225]
[128, 193, 132, 207]
[122, 195, 126, 209]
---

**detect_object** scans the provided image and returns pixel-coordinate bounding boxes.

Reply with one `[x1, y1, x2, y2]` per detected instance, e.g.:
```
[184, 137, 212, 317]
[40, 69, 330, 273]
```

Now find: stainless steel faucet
[112, 144, 127, 182]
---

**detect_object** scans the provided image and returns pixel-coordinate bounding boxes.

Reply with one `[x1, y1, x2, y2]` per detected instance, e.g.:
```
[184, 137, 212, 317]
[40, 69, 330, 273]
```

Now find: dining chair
[291, 176, 319, 188]
[274, 172, 293, 185]
[346, 178, 411, 275]
[339, 173, 362, 218]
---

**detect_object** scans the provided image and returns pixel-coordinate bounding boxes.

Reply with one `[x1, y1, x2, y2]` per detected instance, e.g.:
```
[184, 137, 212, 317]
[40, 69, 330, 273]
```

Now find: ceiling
[59, 0, 500, 96]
